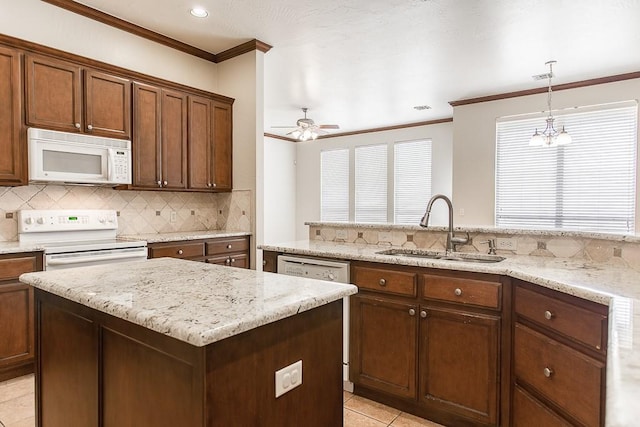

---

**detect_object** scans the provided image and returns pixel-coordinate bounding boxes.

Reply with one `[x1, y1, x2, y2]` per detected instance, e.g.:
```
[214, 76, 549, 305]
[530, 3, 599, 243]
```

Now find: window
[320, 140, 432, 224]
[496, 102, 637, 234]
[395, 140, 432, 224]
[355, 144, 387, 222]
[320, 149, 349, 222]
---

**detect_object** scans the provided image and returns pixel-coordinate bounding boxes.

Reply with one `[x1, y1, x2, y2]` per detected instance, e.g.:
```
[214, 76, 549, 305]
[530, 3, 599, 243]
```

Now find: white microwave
[28, 128, 132, 186]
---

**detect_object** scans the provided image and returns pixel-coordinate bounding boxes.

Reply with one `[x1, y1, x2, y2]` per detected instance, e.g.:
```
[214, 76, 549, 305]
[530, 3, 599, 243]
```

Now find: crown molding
[264, 118, 453, 142]
[450, 71, 640, 107]
[42, 0, 271, 63]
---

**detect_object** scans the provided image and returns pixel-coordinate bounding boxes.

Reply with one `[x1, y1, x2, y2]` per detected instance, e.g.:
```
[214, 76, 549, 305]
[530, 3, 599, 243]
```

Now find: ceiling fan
[271, 108, 340, 141]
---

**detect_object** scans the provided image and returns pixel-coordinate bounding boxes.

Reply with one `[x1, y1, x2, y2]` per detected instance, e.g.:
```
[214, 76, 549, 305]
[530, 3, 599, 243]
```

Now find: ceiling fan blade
[319, 124, 340, 129]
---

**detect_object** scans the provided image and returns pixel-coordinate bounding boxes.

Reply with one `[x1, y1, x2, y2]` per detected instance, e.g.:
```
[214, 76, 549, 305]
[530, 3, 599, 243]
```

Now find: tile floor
[0, 374, 444, 427]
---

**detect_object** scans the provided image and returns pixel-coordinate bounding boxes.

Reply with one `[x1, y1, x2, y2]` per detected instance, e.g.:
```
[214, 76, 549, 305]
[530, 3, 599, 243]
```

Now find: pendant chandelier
[529, 60, 572, 147]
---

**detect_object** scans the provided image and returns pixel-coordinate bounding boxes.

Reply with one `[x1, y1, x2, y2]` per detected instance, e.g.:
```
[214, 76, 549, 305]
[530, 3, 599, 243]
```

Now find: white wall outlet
[170, 211, 177, 223]
[459, 208, 465, 216]
[275, 360, 302, 398]
[378, 231, 392, 242]
[336, 229, 348, 240]
[496, 237, 517, 251]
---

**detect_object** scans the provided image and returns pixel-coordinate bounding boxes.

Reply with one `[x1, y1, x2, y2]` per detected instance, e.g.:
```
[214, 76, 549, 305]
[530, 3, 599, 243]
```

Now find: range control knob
[24, 217, 33, 225]
[36, 217, 45, 225]
[99, 217, 106, 224]
[327, 272, 336, 281]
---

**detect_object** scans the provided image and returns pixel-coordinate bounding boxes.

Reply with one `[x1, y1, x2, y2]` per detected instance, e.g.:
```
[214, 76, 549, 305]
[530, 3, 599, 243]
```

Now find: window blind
[394, 140, 432, 224]
[496, 102, 637, 234]
[320, 149, 349, 222]
[355, 144, 388, 223]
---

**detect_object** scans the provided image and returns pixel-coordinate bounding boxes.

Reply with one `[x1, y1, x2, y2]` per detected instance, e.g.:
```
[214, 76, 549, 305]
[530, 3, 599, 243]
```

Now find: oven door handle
[47, 253, 146, 266]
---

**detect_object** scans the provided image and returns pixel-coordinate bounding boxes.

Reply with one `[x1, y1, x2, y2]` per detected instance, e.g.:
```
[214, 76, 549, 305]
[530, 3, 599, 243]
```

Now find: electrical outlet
[496, 237, 517, 251]
[170, 211, 177, 223]
[378, 231, 392, 242]
[275, 360, 302, 398]
[336, 229, 348, 240]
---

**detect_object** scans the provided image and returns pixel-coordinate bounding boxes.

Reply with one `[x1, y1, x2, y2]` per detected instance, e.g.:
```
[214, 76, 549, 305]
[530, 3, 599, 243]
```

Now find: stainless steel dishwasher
[277, 255, 353, 391]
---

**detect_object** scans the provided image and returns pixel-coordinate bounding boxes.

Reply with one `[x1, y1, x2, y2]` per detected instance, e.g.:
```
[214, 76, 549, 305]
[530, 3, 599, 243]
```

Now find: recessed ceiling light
[413, 105, 432, 111]
[190, 7, 209, 18]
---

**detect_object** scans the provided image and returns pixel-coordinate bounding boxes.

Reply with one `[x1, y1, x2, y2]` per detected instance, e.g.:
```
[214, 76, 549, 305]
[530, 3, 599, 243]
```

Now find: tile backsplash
[0, 185, 252, 241]
[308, 222, 640, 270]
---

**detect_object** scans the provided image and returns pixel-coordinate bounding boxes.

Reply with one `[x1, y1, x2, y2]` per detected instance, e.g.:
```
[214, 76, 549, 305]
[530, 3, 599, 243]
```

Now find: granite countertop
[259, 240, 640, 427]
[119, 230, 251, 244]
[19, 257, 357, 347]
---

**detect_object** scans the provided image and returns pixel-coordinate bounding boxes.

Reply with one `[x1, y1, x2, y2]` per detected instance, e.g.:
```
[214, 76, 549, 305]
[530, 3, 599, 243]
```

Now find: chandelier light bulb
[529, 61, 570, 148]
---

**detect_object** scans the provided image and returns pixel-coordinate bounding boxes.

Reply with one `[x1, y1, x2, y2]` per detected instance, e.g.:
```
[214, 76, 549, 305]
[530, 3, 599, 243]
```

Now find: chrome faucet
[419, 194, 469, 254]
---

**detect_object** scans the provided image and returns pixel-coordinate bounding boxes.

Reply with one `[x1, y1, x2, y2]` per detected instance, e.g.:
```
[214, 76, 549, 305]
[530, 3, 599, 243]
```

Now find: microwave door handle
[107, 148, 115, 181]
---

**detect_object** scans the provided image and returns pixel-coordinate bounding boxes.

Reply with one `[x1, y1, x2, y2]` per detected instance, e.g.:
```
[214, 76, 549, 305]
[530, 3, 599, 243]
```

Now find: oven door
[45, 247, 148, 271]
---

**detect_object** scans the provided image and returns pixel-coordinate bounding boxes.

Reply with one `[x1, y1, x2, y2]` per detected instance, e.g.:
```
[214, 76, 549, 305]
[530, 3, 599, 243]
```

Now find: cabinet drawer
[205, 237, 249, 256]
[514, 323, 604, 427]
[205, 254, 249, 269]
[515, 286, 607, 351]
[512, 386, 571, 427]
[351, 265, 417, 297]
[148, 242, 204, 259]
[423, 275, 501, 309]
[0, 256, 39, 281]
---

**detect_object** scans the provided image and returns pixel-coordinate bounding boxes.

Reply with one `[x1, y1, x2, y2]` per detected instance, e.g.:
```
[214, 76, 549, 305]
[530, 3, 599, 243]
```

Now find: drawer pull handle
[379, 278, 386, 286]
[409, 309, 416, 316]
[420, 310, 427, 318]
[262, 260, 267, 266]
[544, 310, 554, 320]
[177, 249, 183, 255]
[543, 367, 554, 378]
[227, 244, 232, 249]
[454, 288, 462, 296]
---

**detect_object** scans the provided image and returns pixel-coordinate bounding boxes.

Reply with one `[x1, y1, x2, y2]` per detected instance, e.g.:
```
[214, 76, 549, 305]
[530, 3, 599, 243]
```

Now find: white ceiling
[73, 0, 640, 137]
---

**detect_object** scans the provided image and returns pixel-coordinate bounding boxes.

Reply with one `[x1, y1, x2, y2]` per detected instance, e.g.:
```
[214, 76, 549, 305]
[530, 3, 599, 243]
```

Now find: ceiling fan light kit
[529, 60, 572, 148]
[272, 108, 340, 141]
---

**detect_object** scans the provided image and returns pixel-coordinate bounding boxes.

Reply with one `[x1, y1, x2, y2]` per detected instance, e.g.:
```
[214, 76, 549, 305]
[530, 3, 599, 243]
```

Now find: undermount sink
[376, 249, 505, 263]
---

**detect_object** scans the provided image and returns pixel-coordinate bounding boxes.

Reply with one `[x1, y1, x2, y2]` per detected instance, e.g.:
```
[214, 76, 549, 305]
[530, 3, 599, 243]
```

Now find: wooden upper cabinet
[188, 96, 213, 190]
[25, 54, 82, 132]
[25, 54, 131, 139]
[161, 89, 187, 190]
[0, 46, 25, 186]
[132, 82, 162, 189]
[84, 70, 131, 139]
[212, 101, 232, 191]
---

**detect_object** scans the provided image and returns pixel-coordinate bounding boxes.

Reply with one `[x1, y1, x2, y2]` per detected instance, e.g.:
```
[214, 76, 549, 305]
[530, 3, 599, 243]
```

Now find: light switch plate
[275, 360, 302, 398]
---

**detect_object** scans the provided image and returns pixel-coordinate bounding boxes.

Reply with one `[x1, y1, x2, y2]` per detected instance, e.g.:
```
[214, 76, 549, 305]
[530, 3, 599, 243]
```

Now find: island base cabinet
[35, 289, 343, 427]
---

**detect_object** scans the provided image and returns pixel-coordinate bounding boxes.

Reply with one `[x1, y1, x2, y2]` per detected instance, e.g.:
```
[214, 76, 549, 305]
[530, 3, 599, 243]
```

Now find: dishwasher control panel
[277, 255, 350, 283]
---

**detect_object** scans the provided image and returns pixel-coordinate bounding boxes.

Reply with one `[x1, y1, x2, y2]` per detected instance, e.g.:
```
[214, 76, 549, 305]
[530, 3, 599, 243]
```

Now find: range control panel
[18, 209, 118, 233]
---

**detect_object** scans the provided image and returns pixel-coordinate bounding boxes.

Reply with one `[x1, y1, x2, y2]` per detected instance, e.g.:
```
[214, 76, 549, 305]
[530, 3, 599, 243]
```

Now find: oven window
[43, 150, 102, 174]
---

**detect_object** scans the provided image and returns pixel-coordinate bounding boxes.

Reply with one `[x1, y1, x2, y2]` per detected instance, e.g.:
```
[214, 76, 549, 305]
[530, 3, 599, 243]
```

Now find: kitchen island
[19, 257, 357, 427]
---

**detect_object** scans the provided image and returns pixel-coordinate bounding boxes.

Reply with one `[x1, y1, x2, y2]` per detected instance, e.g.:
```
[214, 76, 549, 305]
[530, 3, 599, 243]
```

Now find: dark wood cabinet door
[0, 46, 25, 185]
[188, 95, 213, 190]
[132, 82, 162, 188]
[419, 306, 500, 425]
[161, 89, 187, 189]
[0, 284, 34, 375]
[25, 54, 82, 132]
[350, 294, 418, 399]
[84, 70, 131, 139]
[212, 100, 232, 191]
[262, 251, 279, 273]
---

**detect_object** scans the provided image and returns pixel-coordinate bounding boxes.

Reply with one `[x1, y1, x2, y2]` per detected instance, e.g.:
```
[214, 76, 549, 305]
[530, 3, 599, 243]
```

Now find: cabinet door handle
[543, 367, 554, 378]
[225, 258, 231, 265]
[75, 123, 81, 129]
[420, 310, 427, 318]
[378, 278, 386, 286]
[163, 180, 168, 186]
[212, 183, 217, 188]
[157, 180, 162, 187]
[454, 288, 463, 296]
[87, 124, 93, 131]
[207, 183, 213, 187]
[177, 249, 183, 255]
[227, 244, 232, 249]
[262, 260, 267, 266]
[544, 310, 554, 320]
[409, 308, 416, 316]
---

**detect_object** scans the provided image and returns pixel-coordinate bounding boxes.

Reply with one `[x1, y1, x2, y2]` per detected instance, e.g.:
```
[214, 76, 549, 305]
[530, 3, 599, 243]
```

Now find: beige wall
[294, 122, 454, 240]
[0, 0, 219, 92]
[452, 78, 640, 229]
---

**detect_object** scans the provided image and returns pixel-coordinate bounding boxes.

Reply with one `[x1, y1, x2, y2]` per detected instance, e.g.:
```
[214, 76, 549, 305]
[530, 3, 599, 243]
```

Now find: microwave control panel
[110, 149, 131, 183]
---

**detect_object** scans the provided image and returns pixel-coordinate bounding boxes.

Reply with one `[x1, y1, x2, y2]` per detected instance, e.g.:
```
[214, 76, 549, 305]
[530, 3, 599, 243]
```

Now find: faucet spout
[419, 194, 468, 253]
